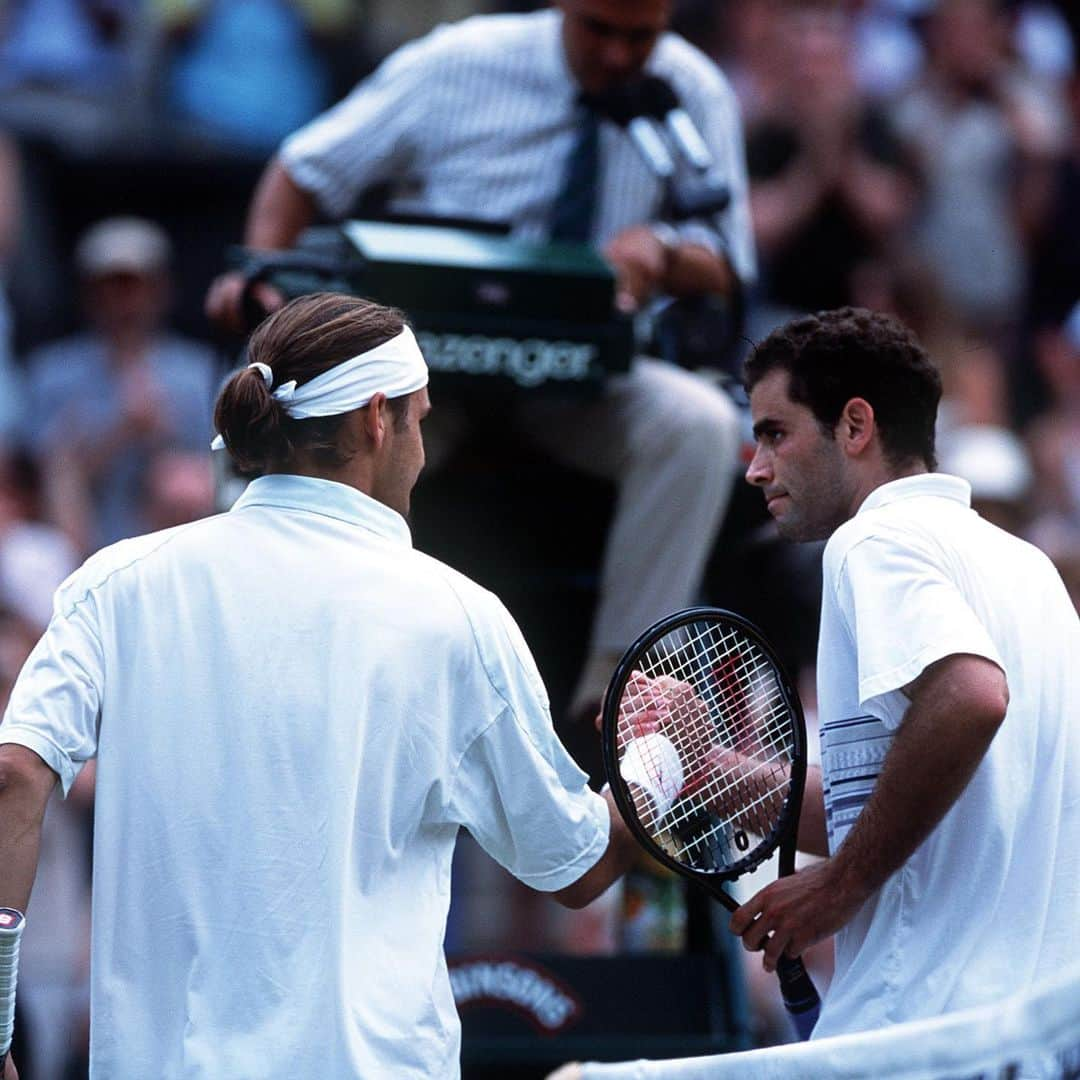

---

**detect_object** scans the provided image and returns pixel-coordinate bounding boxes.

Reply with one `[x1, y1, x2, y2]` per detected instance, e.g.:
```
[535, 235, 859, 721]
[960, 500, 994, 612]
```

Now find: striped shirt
[819, 713, 891, 849]
[280, 9, 755, 283]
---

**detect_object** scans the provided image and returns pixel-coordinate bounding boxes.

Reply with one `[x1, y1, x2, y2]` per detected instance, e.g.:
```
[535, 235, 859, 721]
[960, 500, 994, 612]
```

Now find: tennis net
[550, 960, 1080, 1080]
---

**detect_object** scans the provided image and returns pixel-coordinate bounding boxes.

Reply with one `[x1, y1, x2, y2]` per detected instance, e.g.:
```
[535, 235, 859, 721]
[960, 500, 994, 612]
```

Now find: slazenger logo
[450, 958, 582, 1033]
[416, 332, 597, 388]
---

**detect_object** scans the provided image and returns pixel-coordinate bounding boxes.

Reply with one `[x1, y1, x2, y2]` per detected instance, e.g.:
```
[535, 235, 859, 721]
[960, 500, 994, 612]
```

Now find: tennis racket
[601, 607, 821, 1039]
[0, 908, 25, 1078]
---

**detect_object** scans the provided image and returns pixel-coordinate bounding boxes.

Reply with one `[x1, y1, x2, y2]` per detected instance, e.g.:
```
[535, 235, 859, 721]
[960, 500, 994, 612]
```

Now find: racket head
[602, 607, 808, 888]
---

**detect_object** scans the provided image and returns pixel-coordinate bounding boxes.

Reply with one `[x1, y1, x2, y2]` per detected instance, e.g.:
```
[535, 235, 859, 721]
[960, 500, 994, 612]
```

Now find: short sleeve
[446, 593, 609, 891]
[0, 599, 103, 796]
[836, 535, 1004, 729]
[279, 29, 442, 218]
[450, 710, 610, 891]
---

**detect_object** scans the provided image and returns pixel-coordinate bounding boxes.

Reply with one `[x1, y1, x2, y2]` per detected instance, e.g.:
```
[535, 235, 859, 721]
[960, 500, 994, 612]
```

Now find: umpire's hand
[205, 271, 285, 336]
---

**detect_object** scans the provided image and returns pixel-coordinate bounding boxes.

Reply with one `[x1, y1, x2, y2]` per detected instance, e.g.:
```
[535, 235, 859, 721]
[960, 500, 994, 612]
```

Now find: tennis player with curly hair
[733, 307, 1080, 1039]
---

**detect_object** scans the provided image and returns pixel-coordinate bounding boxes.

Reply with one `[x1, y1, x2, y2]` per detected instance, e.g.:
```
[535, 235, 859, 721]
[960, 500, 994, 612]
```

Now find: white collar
[858, 472, 972, 515]
[231, 474, 412, 548]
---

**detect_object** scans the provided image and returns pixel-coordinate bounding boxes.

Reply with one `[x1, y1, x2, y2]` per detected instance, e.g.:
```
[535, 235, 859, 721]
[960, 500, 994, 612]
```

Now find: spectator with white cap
[21, 215, 217, 553]
[938, 423, 1035, 535]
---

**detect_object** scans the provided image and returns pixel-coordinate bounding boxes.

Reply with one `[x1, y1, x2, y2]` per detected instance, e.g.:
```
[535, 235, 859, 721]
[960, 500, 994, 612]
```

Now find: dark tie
[547, 100, 600, 244]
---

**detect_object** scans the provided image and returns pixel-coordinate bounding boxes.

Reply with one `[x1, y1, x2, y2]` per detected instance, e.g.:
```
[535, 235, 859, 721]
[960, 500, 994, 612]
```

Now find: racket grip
[0, 908, 26, 1061]
[776, 954, 821, 1041]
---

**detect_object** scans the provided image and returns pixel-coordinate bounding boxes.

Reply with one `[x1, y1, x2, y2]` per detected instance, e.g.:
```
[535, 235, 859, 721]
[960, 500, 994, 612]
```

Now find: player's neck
[855, 460, 930, 511]
[270, 454, 380, 501]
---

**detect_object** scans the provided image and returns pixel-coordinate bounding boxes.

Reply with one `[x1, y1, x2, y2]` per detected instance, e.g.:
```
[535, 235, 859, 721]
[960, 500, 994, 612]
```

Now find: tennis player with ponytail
[0, 292, 637, 1079]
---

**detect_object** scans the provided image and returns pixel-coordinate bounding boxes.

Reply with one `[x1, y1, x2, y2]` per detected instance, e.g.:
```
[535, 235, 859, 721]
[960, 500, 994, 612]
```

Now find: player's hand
[683, 743, 783, 821]
[729, 858, 867, 972]
[617, 670, 709, 743]
[205, 271, 285, 336]
[1, 1051, 20, 1080]
[545, 1064, 583, 1080]
[603, 225, 669, 313]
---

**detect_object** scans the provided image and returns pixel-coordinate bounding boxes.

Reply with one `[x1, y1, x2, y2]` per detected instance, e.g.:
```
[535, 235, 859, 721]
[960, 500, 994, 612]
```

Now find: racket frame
[601, 606, 809, 911]
[601, 607, 822, 1038]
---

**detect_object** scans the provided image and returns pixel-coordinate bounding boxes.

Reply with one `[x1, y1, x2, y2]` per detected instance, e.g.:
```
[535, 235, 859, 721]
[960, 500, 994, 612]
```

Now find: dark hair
[213, 293, 408, 475]
[744, 307, 943, 470]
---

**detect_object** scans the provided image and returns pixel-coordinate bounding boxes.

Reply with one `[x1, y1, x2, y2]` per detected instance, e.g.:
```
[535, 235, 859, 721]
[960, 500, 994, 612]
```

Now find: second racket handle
[0, 907, 26, 1061]
[776, 954, 821, 1041]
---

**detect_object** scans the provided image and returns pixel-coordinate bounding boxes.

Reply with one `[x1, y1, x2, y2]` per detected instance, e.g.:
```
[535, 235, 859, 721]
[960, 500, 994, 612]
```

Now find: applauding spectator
[22, 217, 217, 553]
[891, 0, 1069, 336]
[746, 5, 917, 315]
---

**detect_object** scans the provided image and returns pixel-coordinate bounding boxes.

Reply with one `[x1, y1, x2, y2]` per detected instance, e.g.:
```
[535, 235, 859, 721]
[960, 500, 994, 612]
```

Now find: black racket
[601, 607, 821, 1039]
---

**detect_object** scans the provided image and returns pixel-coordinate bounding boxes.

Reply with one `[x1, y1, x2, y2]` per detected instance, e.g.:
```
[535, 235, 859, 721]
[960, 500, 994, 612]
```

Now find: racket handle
[776, 954, 821, 1041]
[0, 908, 26, 1063]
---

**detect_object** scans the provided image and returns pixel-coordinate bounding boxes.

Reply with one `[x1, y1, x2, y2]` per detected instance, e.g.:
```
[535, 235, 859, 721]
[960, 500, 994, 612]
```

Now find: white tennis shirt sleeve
[0, 563, 104, 794]
[830, 531, 1004, 730]
[281, 26, 441, 219]
[444, 586, 609, 891]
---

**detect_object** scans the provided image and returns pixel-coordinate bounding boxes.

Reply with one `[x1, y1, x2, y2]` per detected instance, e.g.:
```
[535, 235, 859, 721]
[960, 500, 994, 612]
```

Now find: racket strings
[615, 620, 797, 871]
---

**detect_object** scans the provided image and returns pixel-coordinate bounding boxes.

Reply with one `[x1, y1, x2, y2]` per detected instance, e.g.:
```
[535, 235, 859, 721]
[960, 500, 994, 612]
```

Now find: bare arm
[603, 227, 737, 314]
[0, 746, 58, 1079]
[204, 158, 320, 333]
[798, 764, 828, 857]
[243, 157, 319, 250]
[730, 653, 1008, 971]
[664, 242, 736, 299]
[0, 745, 59, 912]
[550, 789, 639, 909]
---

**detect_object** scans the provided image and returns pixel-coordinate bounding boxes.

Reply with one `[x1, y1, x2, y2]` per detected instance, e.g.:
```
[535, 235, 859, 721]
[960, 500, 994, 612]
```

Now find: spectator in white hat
[938, 422, 1034, 535]
[21, 216, 217, 553]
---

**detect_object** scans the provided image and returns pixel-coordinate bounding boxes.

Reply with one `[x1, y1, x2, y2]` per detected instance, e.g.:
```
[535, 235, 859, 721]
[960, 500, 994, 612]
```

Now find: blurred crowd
[1, 0, 1079, 1074]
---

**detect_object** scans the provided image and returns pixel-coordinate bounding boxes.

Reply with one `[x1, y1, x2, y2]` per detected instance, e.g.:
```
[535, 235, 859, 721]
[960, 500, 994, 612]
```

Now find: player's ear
[362, 393, 389, 448]
[838, 397, 875, 456]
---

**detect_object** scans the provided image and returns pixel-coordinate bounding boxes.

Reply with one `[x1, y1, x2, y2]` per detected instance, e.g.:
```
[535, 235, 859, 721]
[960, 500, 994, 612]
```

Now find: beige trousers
[422, 358, 742, 702]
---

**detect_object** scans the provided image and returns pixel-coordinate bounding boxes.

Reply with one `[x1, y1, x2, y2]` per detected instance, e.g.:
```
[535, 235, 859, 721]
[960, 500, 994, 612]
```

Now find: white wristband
[619, 733, 684, 822]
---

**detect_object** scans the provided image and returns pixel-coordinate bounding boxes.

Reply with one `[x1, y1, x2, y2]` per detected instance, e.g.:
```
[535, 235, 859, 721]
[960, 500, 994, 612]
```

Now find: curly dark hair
[743, 307, 943, 470]
[213, 293, 408, 476]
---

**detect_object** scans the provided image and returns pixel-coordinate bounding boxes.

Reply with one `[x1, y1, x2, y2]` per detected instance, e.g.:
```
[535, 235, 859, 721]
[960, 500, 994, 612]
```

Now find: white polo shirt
[0, 474, 610, 1078]
[814, 474, 1080, 1039]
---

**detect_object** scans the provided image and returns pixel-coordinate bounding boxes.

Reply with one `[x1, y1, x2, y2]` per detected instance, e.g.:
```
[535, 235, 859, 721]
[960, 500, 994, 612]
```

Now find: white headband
[211, 326, 428, 450]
